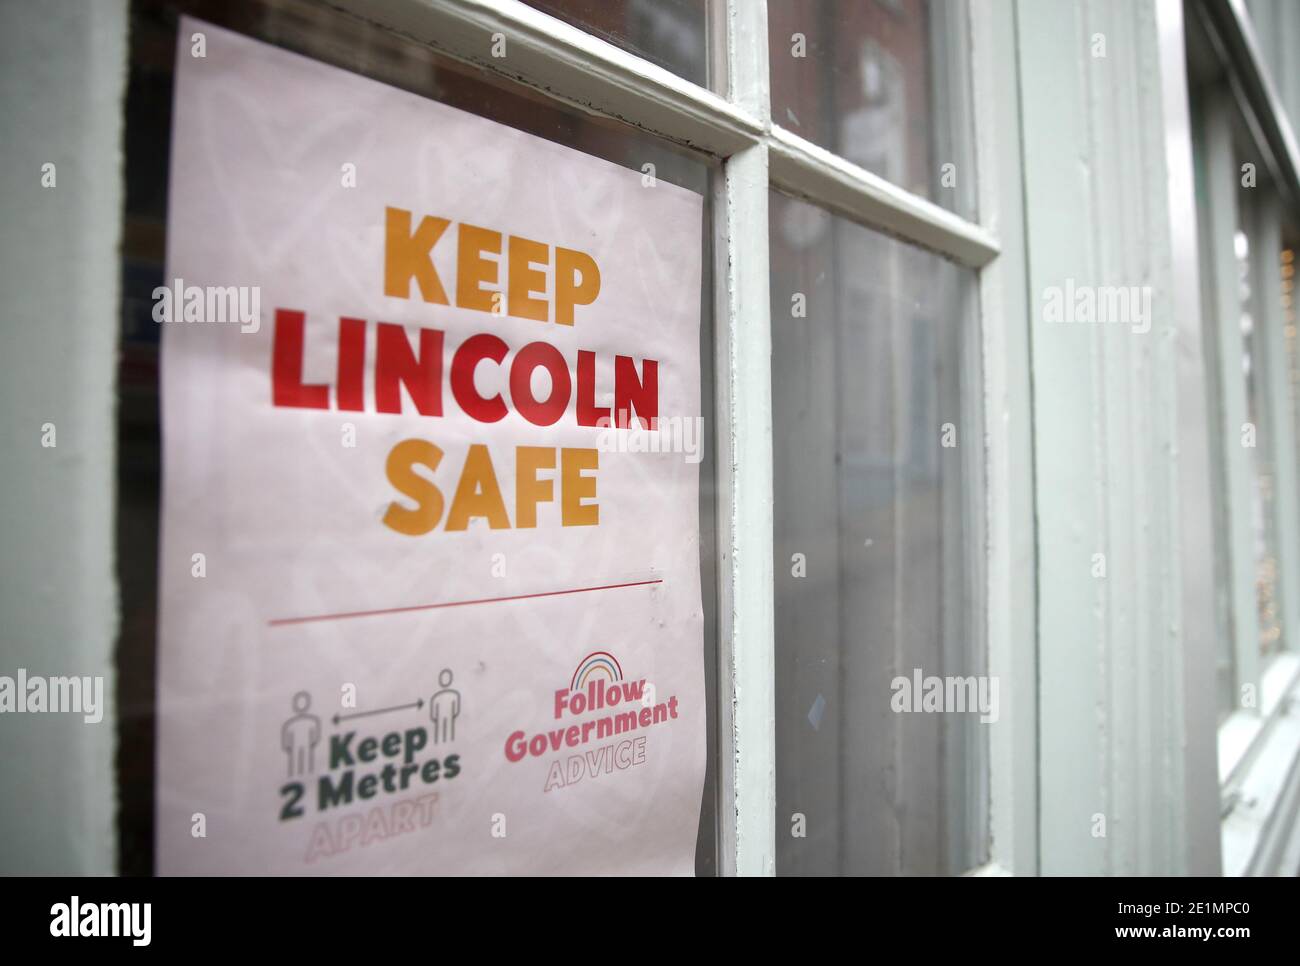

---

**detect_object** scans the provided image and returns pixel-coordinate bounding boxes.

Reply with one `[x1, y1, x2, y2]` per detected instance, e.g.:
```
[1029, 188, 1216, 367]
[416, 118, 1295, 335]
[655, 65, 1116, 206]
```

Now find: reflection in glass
[1189, 88, 1242, 720]
[770, 191, 986, 875]
[1285, 248, 1299, 536]
[524, 0, 714, 90]
[768, 0, 976, 218]
[1235, 218, 1283, 659]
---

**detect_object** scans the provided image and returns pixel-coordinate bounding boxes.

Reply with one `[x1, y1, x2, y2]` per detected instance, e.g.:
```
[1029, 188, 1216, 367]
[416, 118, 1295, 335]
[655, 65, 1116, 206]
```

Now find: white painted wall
[0, 0, 128, 874]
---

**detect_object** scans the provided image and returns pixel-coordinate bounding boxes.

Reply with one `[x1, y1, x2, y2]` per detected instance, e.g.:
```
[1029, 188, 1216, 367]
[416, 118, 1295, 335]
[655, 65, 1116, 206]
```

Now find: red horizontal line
[267, 578, 663, 627]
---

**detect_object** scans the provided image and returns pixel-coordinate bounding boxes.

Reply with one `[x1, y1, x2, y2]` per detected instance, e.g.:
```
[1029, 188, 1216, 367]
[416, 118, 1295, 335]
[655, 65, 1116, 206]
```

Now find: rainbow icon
[570, 651, 623, 691]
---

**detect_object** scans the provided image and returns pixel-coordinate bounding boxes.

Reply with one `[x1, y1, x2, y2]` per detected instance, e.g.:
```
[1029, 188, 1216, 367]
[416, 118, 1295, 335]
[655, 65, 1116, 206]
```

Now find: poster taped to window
[156, 18, 707, 875]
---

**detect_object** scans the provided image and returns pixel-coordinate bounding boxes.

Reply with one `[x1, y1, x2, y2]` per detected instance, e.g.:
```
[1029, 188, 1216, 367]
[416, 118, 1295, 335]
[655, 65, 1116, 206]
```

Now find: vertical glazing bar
[971, 0, 1039, 875]
[714, 0, 774, 877]
[1155, 0, 1224, 875]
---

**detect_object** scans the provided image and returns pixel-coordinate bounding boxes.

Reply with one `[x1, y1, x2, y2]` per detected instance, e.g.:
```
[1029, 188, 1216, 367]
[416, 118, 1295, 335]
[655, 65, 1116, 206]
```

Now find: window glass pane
[1188, 86, 1242, 719]
[770, 191, 986, 875]
[523, 0, 715, 90]
[768, 0, 976, 219]
[119, 0, 720, 875]
[1237, 203, 1283, 659]
[1286, 242, 1300, 518]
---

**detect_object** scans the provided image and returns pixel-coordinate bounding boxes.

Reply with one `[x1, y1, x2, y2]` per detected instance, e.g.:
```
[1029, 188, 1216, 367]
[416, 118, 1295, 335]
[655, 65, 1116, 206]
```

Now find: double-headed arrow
[332, 698, 423, 726]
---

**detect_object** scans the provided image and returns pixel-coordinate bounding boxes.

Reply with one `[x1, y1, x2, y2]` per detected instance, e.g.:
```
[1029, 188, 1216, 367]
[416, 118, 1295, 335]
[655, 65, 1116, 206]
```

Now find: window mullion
[714, 0, 774, 877]
[969, 0, 1038, 876]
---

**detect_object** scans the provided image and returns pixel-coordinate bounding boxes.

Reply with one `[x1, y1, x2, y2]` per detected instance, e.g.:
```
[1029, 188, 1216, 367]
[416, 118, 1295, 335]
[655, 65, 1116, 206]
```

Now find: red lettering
[510, 342, 570, 427]
[336, 317, 366, 411]
[271, 309, 329, 409]
[450, 333, 508, 423]
[576, 350, 610, 427]
[615, 355, 657, 428]
[375, 322, 443, 416]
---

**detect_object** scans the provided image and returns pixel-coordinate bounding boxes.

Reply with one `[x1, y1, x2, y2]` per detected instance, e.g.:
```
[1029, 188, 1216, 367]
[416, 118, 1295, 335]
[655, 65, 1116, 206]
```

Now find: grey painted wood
[1017, 0, 1189, 874]
[0, 0, 127, 874]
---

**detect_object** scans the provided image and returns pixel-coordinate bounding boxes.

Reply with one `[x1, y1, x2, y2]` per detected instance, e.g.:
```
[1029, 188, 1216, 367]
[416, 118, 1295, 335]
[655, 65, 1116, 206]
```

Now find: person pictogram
[430, 669, 461, 743]
[282, 691, 321, 777]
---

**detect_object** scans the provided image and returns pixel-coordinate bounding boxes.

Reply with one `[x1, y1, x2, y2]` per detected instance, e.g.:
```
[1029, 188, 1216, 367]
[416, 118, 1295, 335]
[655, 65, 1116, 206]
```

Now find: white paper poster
[156, 18, 706, 875]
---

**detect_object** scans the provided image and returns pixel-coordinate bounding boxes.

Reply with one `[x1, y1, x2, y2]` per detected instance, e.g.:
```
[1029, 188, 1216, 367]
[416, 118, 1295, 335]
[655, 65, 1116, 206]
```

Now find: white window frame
[330, 0, 1039, 875]
[1189, 0, 1300, 876]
